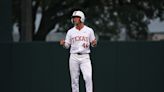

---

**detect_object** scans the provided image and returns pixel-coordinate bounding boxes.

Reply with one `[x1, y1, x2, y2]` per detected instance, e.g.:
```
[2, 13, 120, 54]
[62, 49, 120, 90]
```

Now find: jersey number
[82, 43, 89, 48]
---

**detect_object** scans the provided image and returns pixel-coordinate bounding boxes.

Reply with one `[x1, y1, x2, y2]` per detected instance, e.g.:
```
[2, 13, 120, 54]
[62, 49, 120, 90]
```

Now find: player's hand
[60, 39, 65, 46]
[91, 39, 97, 47]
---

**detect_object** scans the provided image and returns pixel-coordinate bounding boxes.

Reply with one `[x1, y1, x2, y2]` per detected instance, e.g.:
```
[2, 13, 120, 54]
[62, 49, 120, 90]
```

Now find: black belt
[77, 53, 83, 55]
[77, 53, 88, 55]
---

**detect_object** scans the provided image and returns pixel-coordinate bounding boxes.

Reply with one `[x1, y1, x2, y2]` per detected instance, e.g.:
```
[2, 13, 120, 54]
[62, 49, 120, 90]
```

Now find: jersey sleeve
[64, 30, 71, 48]
[89, 28, 96, 42]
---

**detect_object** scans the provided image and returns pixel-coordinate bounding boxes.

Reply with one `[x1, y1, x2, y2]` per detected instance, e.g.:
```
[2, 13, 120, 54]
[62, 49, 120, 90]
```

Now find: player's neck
[75, 23, 84, 31]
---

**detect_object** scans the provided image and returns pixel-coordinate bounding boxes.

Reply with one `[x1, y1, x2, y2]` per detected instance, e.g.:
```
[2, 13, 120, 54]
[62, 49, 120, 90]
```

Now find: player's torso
[69, 26, 91, 53]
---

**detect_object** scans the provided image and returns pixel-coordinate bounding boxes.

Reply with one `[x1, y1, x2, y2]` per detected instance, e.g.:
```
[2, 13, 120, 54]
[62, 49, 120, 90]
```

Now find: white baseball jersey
[64, 25, 96, 54]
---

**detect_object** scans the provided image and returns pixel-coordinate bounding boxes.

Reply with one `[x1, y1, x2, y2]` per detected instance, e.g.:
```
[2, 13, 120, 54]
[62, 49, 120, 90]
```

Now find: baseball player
[60, 10, 97, 92]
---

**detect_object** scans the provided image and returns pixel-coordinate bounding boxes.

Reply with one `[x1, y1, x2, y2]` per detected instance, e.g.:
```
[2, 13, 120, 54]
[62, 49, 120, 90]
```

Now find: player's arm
[60, 39, 70, 49]
[90, 29, 97, 47]
[60, 31, 71, 49]
[91, 39, 97, 47]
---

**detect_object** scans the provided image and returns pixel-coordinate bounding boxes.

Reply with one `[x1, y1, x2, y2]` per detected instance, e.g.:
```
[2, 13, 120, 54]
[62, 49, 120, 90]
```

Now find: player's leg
[69, 54, 80, 92]
[80, 54, 93, 92]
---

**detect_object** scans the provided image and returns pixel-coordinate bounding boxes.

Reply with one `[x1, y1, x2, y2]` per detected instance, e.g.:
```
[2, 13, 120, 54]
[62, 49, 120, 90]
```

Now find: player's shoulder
[67, 26, 75, 33]
[84, 25, 94, 33]
[84, 25, 94, 31]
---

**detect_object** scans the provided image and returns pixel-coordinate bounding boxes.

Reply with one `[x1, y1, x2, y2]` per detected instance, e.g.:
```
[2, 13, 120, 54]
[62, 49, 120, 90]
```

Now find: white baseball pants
[69, 53, 93, 92]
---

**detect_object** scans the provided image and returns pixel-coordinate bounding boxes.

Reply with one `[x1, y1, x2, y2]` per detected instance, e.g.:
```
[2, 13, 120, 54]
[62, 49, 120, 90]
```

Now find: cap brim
[72, 16, 81, 18]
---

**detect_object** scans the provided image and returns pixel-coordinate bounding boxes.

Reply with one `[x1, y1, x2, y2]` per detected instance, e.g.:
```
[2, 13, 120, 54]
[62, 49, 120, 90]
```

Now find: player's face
[72, 16, 81, 25]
